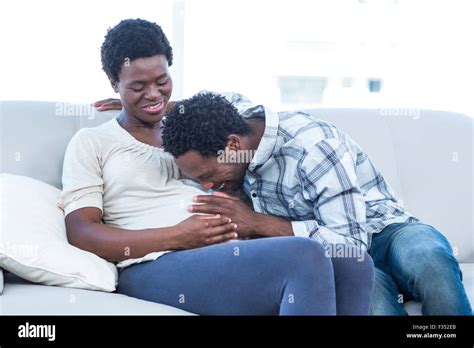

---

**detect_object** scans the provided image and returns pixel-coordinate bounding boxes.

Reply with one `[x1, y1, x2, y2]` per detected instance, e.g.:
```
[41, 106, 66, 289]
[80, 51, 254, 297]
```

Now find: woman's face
[115, 54, 172, 125]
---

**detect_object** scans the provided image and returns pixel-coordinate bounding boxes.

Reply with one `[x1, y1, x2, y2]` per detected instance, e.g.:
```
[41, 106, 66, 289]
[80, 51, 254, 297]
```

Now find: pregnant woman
[58, 18, 374, 315]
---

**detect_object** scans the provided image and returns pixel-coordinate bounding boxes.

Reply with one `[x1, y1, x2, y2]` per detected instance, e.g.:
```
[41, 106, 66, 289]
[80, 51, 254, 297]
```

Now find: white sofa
[0, 101, 472, 315]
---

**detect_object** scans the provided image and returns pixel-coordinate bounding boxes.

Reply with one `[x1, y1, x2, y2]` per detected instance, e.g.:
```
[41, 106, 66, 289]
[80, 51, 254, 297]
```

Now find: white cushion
[0, 173, 117, 292]
[1, 272, 193, 315]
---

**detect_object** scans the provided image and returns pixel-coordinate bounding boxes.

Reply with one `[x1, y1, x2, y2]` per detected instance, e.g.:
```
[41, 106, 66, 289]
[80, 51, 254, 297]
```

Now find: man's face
[176, 150, 248, 192]
[115, 54, 172, 125]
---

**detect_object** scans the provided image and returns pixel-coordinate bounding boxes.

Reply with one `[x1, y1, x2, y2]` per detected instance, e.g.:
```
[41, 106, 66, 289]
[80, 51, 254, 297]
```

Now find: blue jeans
[369, 222, 472, 315]
[118, 236, 374, 315]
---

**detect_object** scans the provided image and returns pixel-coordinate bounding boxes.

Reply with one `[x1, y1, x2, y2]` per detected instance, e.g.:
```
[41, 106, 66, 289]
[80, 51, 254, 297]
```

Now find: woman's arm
[66, 207, 238, 262]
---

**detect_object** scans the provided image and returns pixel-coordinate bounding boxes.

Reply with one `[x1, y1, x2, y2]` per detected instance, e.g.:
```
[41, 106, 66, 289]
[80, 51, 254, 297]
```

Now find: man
[160, 91, 471, 315]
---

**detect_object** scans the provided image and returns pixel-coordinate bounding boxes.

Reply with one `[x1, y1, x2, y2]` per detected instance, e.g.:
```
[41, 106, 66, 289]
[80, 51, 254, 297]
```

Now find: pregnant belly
[104, 184, 208, 230]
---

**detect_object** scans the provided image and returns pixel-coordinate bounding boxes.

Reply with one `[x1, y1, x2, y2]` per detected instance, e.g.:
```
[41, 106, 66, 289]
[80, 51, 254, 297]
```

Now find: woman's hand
[169, 214, 238, 250]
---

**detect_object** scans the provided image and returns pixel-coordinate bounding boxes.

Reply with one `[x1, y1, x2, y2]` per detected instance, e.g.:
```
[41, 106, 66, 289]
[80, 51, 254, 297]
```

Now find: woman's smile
[142, 100, 165, 115]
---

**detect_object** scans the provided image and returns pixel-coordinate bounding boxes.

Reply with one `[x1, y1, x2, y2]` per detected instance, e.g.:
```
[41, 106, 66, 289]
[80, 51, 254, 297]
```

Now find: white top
[57, 117, 206, 268]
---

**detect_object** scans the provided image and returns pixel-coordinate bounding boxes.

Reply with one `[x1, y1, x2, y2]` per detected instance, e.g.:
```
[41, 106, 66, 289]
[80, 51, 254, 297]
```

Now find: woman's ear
[110, 80, 119, 93]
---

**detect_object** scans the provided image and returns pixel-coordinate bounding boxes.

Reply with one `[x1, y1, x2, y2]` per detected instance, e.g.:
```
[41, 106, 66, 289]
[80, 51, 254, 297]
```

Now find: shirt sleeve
[292, 137, 369, 249]
[57, 129, 104, 216]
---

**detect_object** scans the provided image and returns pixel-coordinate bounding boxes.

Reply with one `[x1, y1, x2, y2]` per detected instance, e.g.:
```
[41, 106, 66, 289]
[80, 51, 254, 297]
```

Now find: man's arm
[189, 192, 293, 238]
[190, 137, 369, 249]
[292, 137, 368, 249]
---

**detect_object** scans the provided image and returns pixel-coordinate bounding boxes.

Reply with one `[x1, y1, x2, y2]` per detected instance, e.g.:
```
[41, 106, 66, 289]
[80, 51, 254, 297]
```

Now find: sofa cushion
[0, 173, 117, 292]
[0, 272, 192, 315]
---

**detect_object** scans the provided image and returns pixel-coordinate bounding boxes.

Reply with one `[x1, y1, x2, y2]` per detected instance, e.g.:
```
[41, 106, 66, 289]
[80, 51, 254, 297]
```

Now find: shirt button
[251, 192, 257, 198]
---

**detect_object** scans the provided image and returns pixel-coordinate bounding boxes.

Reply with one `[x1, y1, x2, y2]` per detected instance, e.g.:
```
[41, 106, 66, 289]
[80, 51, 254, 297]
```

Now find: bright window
[1, 0, 473, 116]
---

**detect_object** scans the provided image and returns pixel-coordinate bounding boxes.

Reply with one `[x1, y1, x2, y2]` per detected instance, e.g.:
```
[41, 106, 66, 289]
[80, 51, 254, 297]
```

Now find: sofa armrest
[0, 268, 3, 295]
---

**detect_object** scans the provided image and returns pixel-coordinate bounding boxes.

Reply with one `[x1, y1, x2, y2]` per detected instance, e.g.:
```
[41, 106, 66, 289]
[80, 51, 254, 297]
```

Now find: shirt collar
[219, 91, 279, 172]
[245, 105, 279, 172]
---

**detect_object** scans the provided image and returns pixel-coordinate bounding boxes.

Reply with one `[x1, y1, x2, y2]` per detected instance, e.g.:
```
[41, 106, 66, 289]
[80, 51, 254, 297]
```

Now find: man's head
[101, 18, 173, 124]
[162, 92, 258, 191]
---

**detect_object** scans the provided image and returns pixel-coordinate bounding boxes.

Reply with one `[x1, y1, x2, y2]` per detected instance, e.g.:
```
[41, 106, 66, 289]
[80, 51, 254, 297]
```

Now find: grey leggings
[117, 237, 374, 315]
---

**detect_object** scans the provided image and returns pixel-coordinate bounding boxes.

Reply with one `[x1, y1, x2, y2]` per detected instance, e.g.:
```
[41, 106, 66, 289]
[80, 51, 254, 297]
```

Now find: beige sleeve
[57, 129, 104, 216]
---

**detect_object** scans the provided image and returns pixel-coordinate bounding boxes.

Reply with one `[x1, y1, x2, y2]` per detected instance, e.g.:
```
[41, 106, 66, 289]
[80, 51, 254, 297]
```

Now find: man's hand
[189, 192, 294, 238]
[92, 99, 177, 113]
[189, 192, 257, 238]
[92, 98, 123, 111]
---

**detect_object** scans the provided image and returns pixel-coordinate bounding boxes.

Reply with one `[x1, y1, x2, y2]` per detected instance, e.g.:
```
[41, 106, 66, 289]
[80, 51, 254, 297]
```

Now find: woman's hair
[162, 92, 252, 158]
[100, 18, 173, 83]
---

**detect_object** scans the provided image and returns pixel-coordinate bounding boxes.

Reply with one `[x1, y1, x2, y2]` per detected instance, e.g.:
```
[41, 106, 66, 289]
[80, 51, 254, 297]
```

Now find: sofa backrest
[304, 108, 473, 263]
[1, 101, 116, 189]
[1, 101, 472, 262]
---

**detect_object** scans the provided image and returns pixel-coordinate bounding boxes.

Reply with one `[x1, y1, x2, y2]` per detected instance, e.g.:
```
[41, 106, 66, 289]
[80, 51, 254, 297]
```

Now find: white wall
[0, 0, 175, 103]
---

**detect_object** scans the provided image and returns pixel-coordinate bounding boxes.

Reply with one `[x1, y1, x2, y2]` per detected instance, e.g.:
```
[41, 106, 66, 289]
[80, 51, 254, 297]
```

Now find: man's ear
[225, 135, 242, 152]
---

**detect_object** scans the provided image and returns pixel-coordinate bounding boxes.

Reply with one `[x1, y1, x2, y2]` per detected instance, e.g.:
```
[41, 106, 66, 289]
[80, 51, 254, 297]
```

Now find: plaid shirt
[222, 93, 417, 250]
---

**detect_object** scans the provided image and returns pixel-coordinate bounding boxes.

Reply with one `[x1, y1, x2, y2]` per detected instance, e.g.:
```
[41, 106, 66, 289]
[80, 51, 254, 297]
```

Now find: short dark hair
[100, 18, 173, 83]
[162, 92, 252, 158]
